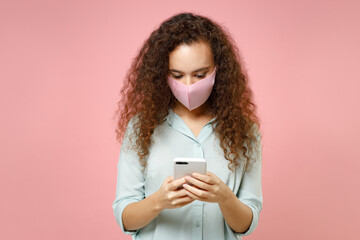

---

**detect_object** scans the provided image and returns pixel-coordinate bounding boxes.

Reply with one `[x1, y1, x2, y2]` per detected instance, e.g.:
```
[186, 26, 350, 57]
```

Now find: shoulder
[247, 122, 262, 159]
[121, 114, 141, 149]
[252, 122, 262, 140]
[125, 114, 141, 133]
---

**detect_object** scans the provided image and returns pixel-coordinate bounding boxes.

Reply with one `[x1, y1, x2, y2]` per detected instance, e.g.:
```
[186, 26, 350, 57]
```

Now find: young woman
[112, 12, 263, 240]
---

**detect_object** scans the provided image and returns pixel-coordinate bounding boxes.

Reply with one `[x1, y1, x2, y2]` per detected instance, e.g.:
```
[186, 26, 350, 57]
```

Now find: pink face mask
[167, 67, 216, 111]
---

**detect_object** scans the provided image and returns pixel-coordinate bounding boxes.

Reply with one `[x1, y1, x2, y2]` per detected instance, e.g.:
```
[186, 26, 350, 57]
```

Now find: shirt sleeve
[231, 124, 263, 237]
[112, 116, 145, 235]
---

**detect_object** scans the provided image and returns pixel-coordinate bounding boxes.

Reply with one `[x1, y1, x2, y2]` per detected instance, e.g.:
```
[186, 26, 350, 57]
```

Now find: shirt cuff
[113, 198, 140, 235]
[227, 203, 259, 237]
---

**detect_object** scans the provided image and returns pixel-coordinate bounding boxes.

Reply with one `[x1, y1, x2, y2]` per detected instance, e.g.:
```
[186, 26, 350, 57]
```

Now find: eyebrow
[169, 66, 210, 73]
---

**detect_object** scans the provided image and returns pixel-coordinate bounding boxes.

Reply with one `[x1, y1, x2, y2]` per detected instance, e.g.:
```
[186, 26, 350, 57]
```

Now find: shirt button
[196, 222, 200, 227]
[196, 143, 201, 147]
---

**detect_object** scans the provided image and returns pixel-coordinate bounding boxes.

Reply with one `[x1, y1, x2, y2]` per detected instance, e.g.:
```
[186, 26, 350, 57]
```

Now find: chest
[144, 124, 238, 197]
[181, 117, 213, 138]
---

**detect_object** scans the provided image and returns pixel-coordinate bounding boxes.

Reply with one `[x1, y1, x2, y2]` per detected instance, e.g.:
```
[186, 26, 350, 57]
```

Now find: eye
[172, 75, 182, 79]
[196, 74, 206, 78]
[171, 73, 207, 79]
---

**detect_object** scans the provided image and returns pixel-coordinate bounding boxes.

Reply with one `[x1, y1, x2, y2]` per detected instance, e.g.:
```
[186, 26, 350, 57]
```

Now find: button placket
[193, 141, 204, 158]
[192, 203, 203, 240]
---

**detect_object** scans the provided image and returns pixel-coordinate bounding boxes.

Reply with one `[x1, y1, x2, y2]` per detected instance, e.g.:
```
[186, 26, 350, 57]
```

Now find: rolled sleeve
[232, 124, 263, 237]
[113, 198, 141, 235]
[112, 116, 145, 235]
[233, 190, 262, 237]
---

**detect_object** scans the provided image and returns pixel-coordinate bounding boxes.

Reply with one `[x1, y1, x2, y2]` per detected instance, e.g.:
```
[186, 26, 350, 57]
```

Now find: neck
[173, 100, 212, 119]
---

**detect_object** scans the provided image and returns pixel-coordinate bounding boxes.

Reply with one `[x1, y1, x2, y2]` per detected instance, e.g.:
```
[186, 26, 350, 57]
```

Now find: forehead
[168, 41, 213, 71]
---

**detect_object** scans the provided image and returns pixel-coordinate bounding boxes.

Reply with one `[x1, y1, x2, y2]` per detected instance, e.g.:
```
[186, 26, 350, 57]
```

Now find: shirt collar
[165, 108, 217, 127]
[165, 108, 217, 143]
[165, 108, 175, 126]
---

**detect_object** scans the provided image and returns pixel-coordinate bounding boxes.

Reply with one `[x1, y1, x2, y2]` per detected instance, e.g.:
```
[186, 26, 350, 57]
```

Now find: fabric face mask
[167, 67, 216, 111]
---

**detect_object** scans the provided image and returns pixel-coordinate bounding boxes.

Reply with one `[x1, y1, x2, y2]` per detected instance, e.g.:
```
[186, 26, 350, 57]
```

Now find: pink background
[1, 0, 359, 239]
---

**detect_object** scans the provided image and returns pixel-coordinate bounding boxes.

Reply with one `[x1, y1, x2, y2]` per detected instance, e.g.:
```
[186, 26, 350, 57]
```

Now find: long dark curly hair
[113, 12, 262, 173]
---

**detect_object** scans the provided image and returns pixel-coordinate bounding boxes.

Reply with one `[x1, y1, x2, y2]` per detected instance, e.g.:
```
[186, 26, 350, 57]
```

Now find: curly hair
[113, 12, 262, 173]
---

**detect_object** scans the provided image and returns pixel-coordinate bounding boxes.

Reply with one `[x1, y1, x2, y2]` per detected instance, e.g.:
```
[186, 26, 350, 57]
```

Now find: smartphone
[173, 157, 207, 190]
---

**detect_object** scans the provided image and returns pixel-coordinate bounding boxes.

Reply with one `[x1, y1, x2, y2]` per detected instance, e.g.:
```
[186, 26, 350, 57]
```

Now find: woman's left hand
[183, 171, 234, 204]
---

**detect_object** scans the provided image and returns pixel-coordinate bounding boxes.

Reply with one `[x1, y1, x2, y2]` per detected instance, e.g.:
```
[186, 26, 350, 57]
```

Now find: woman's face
[168, 40, 215, 85]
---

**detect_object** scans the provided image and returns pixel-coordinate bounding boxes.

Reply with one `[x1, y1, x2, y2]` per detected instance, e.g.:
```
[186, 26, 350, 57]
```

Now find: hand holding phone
[173, 157, 206, 189]
[153, 175, 195, 210]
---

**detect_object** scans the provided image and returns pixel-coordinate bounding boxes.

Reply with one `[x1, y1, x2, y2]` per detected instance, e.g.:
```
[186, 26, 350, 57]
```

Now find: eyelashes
[172, 74, 206, 79]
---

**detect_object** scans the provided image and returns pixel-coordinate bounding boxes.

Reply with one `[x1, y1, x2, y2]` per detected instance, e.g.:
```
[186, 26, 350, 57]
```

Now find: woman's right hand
[153, 176, 195, 210]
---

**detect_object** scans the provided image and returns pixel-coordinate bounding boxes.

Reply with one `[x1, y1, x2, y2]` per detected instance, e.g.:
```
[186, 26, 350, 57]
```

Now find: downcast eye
[171, 73, 207, 79]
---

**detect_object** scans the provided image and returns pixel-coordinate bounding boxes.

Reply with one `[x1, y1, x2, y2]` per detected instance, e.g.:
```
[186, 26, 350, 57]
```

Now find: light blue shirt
[112, 108, 263, 240]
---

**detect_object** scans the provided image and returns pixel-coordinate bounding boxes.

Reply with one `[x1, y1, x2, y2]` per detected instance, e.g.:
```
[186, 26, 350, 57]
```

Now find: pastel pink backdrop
[1, 0, 359, 239]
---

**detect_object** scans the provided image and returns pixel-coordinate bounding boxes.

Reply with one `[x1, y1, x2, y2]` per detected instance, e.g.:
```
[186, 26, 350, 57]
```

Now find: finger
[172, 196, 194, 206]
[169, 177, 186, 190]
[192, 172, 217, 184]
[206, 171, 214, 176]
[173, 188, 189, 198]
[175, 198, 195, 208]
[167, 188, 187, 202]
[185, 176, 211, 190]
[183, 183, 209, 199]
[185, 189, 201, 200]
[165, 176, 173, 183]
